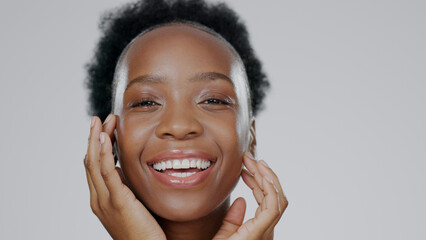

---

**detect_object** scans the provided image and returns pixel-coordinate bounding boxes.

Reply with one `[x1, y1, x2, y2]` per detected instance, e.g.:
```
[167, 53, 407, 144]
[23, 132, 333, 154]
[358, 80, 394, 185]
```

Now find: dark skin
[84, 24, 288, 240]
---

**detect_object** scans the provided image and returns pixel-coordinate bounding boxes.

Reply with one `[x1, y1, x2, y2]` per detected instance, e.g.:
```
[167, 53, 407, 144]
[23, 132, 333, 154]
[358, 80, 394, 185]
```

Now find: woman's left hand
[213, 152, 288, 240]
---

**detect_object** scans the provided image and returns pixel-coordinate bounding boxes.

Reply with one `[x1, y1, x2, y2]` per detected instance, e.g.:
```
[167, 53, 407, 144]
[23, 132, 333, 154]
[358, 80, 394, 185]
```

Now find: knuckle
[91, 208, 98, 215]
[272, 208, 280, 218]
[283, 199, 289, 209]
[100, 149, 111, 159]
[101, 169, 111, 180]
[100, 146, 108, 155]
[98, 200, 110, 213]
[85, 158, 94, 170]
[90, 202, 100, 215]
[111, 198, 125, 210]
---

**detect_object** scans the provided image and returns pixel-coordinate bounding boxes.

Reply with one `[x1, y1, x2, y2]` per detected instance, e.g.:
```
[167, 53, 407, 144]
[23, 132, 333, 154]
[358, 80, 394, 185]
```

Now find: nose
[155, 104, 203, 140]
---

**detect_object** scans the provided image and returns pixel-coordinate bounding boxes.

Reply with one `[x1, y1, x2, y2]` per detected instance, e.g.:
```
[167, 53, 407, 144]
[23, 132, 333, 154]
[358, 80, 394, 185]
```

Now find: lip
[147, 149, 217, 189]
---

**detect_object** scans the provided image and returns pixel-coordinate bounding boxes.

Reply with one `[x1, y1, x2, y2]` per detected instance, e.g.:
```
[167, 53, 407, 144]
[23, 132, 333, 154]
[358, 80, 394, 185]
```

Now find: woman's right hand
[84, 115, 166, 240]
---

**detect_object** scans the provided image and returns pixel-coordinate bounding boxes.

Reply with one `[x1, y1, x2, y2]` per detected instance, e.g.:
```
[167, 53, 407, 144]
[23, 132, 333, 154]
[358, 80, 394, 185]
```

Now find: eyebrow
[125, 71, 233, 91]
[125, 74, 165, 91]
[189, 72, 233, 85]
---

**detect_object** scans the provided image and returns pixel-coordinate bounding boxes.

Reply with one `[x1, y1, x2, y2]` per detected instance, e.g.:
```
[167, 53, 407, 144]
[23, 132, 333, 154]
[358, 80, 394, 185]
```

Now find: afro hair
[86, 0, 269, 121]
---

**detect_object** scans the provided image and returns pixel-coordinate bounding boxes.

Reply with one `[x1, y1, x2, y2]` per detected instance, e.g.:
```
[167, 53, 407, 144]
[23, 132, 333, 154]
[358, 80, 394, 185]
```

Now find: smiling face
[112, 23, 252, 221]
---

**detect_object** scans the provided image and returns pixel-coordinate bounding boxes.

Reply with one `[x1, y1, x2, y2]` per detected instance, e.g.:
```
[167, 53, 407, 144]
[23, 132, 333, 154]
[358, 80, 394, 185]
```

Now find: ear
[248, 119, 257, 158]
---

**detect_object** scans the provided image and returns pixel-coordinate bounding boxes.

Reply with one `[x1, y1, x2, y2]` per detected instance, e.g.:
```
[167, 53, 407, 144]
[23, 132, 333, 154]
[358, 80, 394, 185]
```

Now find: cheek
[204, 111, 239, 149]
[117, 117, 152, 156]
[116, 116, 156, 182]
[205, 113, 243, 180]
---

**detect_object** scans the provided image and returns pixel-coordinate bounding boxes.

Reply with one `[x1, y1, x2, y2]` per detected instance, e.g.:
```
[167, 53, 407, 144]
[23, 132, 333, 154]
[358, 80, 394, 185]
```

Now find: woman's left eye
[202, 98, 230, 105]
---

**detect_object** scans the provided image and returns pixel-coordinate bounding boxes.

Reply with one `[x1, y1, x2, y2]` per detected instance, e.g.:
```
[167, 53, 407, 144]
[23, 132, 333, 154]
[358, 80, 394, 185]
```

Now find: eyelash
[129, 97, 230, 109]
[202, 98, 230, 105]
[130, 99, 160, 108]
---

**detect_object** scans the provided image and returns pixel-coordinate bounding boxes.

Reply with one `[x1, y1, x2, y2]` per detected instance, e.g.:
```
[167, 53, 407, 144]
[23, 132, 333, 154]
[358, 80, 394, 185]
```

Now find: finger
[241, 170, 263, 205]
[228, 178, 282, 240]
[84, 155, 98, 201]
[257, 160, 288, 214]
[213, 198, 246, 239]
[102, 114, 116, 143]
[254, 205, 262, 218]
[259, 176, 280, 222]
[85, 162, 100, 214]
[86, 116, 109, 199]
[100, 132, 126, 202]
[239, 177, 280, 238]
[243, 152, 264, 191]
[257, 160, 282, 193]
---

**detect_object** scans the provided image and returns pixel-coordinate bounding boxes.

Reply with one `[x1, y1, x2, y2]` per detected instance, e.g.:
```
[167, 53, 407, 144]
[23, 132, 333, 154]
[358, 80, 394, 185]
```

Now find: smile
[148, 150, 216, 188]
[152, 158, 212, 177]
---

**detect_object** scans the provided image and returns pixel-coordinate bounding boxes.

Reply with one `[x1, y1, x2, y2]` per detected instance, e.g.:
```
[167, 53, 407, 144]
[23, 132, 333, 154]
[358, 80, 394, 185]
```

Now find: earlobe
[248, 119, 257, 158]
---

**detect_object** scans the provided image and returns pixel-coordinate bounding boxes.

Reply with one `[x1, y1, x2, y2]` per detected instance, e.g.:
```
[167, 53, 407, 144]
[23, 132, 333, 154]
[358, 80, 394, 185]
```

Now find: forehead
[121, 24, 237, 82]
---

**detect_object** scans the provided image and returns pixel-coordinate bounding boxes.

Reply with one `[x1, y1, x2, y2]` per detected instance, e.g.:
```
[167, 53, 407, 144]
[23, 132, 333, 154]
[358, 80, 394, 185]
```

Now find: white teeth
[166, 160, 172, 169]
[199, 160, 211, 170]
[154, 163, 160, 170]
[172, 160, 182, 169]
[168, 172, 197, 177]
[169, 172, 180, 177]
[152, 159, 212, 171]
[182, 159, 190, 168]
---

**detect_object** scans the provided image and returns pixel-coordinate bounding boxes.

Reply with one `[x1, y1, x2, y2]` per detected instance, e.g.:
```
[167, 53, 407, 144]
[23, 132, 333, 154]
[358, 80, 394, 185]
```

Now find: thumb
[213, 197, 246, 239]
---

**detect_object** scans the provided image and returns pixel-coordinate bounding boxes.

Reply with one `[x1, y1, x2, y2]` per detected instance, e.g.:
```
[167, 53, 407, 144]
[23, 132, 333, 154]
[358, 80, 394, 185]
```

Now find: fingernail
[246, 152, 255, 160]
[90, 117, 95, 128]
[260, 160, 269, 168]
[103, 114, 112, 125]
[100, 133, 105, 144]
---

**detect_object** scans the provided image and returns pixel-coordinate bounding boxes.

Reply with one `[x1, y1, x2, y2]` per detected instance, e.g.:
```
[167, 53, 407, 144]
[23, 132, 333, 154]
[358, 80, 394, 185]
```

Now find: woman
[84, 0, 288, 239]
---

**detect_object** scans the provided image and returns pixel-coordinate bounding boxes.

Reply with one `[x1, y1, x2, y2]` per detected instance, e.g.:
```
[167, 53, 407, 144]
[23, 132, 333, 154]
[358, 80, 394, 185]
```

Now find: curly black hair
[86, 0, 269, 121]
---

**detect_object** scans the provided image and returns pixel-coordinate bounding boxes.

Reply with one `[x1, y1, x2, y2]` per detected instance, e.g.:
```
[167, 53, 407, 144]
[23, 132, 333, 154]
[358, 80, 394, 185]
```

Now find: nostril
[162, 132, 174, 138]
[187, 131, 198, 136]
[160, 130, 200, 140]
[155, 111, 204, 140]
[185, 131, 199, 139]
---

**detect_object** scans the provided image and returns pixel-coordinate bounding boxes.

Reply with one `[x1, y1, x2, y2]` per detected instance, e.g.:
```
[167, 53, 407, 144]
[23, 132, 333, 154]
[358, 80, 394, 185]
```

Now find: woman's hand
[213, 152, 288, 240]
[84, 115, 166, 240]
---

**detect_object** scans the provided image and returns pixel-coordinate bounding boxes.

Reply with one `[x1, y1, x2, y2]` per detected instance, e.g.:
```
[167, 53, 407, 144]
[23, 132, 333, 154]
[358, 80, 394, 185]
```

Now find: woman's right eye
[130, 100, 160, 108]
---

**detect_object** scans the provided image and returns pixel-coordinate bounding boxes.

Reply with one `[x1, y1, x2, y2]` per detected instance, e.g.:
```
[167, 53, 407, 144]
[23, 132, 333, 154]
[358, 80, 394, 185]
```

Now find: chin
[143, 189, 229, 222]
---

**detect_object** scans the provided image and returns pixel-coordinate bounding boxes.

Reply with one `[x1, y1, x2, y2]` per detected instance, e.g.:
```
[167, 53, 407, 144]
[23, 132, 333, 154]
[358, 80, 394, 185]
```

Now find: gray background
[1, 0, 425, 239]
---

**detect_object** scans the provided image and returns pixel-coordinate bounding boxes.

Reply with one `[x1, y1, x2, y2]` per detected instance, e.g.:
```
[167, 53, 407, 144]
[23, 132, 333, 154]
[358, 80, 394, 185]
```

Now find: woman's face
[114, 24, 248, 221]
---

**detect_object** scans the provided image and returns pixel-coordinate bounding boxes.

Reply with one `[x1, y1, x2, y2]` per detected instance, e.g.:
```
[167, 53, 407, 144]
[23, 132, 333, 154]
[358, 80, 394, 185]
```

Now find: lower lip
[149, 164, 215, 189]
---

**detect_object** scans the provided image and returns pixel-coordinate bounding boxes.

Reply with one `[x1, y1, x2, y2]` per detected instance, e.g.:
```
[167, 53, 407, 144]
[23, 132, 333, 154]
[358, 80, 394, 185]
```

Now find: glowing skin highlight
[111, 22, 253, 151]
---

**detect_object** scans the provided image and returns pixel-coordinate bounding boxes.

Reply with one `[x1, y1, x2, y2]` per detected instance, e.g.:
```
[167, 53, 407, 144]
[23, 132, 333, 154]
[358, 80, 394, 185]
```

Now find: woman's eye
[203, 98, 229, 105]
[130, 100, 160, 108]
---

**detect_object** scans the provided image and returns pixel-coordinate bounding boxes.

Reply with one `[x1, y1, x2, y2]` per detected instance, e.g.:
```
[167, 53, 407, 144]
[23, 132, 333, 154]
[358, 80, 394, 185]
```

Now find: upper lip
[147, 149, 217, 165]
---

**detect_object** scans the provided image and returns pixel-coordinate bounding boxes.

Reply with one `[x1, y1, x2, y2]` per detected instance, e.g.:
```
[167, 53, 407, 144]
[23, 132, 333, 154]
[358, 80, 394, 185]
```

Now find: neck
[156, 197, 230, 240]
